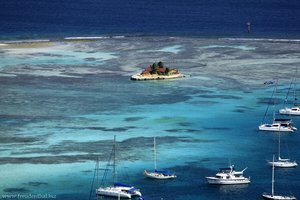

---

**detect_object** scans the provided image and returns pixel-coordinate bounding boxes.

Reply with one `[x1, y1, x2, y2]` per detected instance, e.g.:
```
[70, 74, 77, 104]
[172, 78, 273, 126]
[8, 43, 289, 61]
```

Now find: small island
[131, 61, 185, 81]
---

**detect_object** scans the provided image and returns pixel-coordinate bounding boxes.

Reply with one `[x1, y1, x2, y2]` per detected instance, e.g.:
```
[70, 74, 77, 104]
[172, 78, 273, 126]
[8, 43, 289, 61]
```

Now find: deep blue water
[1, 0, 300, 39]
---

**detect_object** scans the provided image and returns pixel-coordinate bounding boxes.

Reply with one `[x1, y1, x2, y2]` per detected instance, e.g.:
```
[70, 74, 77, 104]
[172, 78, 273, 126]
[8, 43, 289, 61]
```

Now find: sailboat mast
[273, 82, 278, 122]
[294, 67, 298, 105]
[154, 137, 157, 170]
[278, 133, 281, 160]
[272, 155, 275, 196]
[96, 156, 99, 187]
[113, 135, 116, 183]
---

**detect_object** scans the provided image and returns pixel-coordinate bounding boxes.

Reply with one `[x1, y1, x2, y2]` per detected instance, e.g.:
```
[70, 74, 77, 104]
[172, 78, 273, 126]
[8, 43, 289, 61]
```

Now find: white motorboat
[144, 137, 176, 179]
[95, 136, 142, 198]
[206, 165, 250, 185]
[262, 155, 296, 200]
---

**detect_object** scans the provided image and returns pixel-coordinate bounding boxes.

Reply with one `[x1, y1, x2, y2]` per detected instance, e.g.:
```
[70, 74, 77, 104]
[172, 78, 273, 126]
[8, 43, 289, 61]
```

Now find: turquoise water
[0, 37, 300, 199]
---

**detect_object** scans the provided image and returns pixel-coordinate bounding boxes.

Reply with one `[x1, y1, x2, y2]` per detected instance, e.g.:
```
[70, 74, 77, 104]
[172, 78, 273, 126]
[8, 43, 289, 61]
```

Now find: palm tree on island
[131, 61, 183, 80]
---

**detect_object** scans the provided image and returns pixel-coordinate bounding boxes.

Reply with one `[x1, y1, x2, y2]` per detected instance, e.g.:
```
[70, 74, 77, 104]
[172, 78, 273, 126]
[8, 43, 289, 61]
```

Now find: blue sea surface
[1, 1, 300, 200]
[0, 37, 300, 200]
[1, 0, 300, 39]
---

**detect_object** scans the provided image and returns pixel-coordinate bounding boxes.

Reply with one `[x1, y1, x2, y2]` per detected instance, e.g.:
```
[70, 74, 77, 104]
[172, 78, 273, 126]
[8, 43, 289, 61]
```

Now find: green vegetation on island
[141, 61, 179, 76]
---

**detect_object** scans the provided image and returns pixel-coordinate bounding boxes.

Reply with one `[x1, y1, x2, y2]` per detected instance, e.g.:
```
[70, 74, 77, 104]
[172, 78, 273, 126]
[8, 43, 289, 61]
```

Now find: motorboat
[206, 165, 250, 185]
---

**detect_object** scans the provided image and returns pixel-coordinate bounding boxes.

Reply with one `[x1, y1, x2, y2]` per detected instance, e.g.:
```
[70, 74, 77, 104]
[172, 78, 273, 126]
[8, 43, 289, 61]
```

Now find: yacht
[95, 136, 142, 199]
[259, 122, 296, 132]
[144, 137, 176, 179]
[144, 169, 176, 179]
[96, 186, 132, 199]
[206, 165, 250, 185]
[259, 82, 297, 132]
[279, 107, 300, 115]
[268, 157, 298, 168]
[267, 133, 297, 168]
[279, 68, 300, 116]
[262, 155, 296, 200]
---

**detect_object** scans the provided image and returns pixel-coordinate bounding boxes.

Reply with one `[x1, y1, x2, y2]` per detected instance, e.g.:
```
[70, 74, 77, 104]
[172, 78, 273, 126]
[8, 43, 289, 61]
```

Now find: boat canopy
[114, 182, 134, 188]
[155, 169, 174, 175]
[274, 118, 292, 123]
[219, 167, 234, 171]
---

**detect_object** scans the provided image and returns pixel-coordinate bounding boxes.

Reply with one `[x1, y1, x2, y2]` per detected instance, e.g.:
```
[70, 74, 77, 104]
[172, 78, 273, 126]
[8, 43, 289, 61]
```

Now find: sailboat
[280, 70, 300, 116]
[259, 83, 297, 132]
[268, 133, 297, 168]
[143, 137, 177, 179]
[262, 155, 296, 200]
[96, 136, 142, 199]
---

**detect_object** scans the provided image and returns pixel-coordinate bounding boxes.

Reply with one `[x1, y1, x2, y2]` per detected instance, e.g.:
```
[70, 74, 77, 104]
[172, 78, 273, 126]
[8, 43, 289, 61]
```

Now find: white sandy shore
[131, 73, 186, 80]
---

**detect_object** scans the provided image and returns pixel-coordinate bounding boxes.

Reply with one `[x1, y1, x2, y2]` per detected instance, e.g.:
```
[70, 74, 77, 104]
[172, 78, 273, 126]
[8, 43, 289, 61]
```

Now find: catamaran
[280, 107, 300, 115]
[259, 121, 296, 132]
[206, 165, 250, 185]
[96, 136, 142, 199]
[259, 83, 297, 132]
[144, 137, 177, 179]
[279, 68, 300, 116]
[268, 133, 297, 168]
[262, 155, 296, 200]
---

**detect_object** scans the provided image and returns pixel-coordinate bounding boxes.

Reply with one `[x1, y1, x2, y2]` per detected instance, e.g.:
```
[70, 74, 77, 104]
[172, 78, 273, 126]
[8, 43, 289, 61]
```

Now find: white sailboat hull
[279, 108, 300, 116]
[96, 187, 132, 199]
[259, 124, 294, 132]
[144, 170, 177, 179]
[268, 161, 298, 168]
[262, 194, 296, 200]
[206, 177, 250, 185]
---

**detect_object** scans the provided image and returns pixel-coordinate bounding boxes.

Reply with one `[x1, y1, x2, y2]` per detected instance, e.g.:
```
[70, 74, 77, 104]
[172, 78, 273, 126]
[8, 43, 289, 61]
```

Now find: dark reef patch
[257, 97, 282, 105]
[165, 129, 201, 133]
[54, 126, 136, 132]
[197, 94, 242, 100]
[0, 136, 217, 164]
[3, 188, 30, 193]
[177, 122, 193, 127]
[124, 117, 145, 122]
[233, 109, 246, 113]
[25, 182, 48, 187]
[0, 136, 43, 144]
[81, 170, 93, 173]
[203, 127, 231, 131]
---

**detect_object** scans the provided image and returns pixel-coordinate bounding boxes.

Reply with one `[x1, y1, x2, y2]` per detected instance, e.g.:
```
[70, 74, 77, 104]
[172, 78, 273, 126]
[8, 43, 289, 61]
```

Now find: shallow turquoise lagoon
[0, 37, 300, 200]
